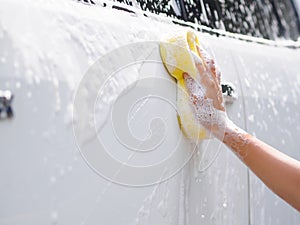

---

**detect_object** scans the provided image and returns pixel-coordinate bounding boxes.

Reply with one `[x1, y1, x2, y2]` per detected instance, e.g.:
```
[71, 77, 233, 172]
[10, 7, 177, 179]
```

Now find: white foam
[184, 74, 229, 140]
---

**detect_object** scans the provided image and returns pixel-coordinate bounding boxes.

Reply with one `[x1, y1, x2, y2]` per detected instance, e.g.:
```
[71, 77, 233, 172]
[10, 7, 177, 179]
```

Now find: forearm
[221, 124, 300, 212]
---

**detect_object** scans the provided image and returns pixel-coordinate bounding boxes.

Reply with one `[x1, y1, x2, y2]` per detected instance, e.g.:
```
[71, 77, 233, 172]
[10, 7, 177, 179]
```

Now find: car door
[233, 40, 300, 224]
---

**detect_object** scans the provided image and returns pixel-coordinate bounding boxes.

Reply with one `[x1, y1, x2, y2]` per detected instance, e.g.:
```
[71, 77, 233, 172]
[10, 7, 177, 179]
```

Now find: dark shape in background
[112, 0, 300, 41]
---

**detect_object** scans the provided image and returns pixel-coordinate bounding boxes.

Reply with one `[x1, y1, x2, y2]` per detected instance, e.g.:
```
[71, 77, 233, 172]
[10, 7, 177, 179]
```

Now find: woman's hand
[182, 45, 231, 140]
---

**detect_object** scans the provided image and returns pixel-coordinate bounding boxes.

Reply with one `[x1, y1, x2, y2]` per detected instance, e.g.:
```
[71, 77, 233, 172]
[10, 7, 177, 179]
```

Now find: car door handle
[221, 83, 237, 104]
[0, 90, 14, 119]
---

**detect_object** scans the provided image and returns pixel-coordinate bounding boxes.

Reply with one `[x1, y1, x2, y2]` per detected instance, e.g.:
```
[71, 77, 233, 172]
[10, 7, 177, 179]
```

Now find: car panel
[232, 40, 300, 224]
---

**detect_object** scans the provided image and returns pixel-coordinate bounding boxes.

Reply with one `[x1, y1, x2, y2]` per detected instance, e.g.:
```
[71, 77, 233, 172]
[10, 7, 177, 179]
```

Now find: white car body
[0, 0, 300, 224]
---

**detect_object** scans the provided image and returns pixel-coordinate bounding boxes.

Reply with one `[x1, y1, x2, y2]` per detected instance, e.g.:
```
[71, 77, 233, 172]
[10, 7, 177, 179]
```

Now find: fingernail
[182, 72, 188, 79]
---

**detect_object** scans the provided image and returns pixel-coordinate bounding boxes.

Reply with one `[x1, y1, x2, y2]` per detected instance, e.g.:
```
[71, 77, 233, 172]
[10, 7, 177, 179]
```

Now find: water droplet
[50, 176, 56, 184]
[195, 178, 202, 183]
[27, 91, 32, 98]
[248, 114, 254, 122]
[34, 76, 40, 85]
[14, 61, 19, 69]
[53, 77, 59, 88]
[88, 58, 94, 66]
[26, 69, 33, 76]
[51, 211, 58, 224]
[59, 168, 65, 177]
[16, 82, 21, 89]
[244, 78, 250, 88]
[67, 166, 73, 172]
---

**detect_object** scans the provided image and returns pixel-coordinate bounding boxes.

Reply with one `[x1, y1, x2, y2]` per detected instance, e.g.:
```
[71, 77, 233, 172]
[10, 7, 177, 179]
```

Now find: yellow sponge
[159, 30, 209, 141]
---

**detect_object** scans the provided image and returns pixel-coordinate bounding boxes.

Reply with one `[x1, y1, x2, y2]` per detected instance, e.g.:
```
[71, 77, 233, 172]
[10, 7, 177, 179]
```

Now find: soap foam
[224, 125, 251, 159]
[184, 73, 228, 140]
[185, 66, 252, 159]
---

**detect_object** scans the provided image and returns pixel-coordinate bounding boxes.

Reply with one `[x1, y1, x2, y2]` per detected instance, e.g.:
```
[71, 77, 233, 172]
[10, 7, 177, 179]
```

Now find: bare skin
[184, 45, 300, 212]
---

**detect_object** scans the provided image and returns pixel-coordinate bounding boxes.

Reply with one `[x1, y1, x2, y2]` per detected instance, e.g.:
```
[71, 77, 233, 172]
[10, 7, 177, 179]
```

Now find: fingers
[184, 42, 225, 112]
[190, 44, 225, 111]
[183, 72, 199, 94]
[183, 72, 206, 103]
[183, 72, 224, 112]
[196, 45, 221, 85]
[190, 51, 206, 78]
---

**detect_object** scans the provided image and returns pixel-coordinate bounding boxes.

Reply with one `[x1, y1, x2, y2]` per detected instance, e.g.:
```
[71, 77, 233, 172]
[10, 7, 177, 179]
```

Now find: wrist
[210, 116, 237, 141]
[221, 122, 253, 159]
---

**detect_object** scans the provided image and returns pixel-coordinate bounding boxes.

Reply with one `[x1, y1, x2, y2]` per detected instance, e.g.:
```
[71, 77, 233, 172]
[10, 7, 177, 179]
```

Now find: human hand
[182, 45, 232, 140]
